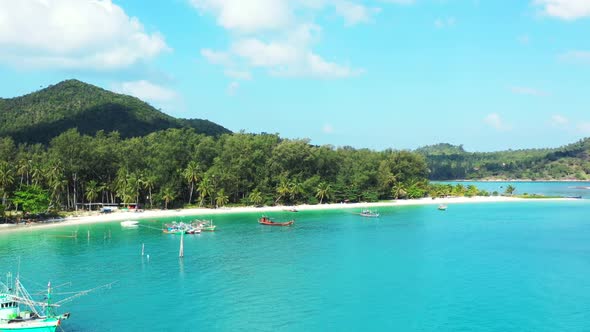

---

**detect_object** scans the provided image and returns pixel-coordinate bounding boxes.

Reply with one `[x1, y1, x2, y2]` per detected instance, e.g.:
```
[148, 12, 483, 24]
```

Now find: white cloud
[232, 39, 301, 67]
[534, 0, 590, 20]
[190, 0, 293, 33]
[232, 37, 362, 78]
[113, 80, 179, 102]
[334, 1, 381, 26]
[551, 114, 569, 126]
[560, 50, 590, 64]
[192, 0, 415, 81]
[0, 0, 169, 69]
[510, 86, 548, 96]
[323, 124, 334, 134]
[434, 17, 456, 29]
[484, 113, 511, 131]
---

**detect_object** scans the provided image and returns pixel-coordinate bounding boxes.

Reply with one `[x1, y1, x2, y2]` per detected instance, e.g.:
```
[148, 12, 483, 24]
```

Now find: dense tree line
[417, 139, 590, 180]
[0, 128, 434, 217]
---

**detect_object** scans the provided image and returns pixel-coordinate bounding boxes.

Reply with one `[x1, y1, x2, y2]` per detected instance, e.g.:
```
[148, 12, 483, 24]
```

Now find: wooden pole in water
[87, 230, 90, 240]
[141, 243, 145, 256]
[179, 232, 184, 258]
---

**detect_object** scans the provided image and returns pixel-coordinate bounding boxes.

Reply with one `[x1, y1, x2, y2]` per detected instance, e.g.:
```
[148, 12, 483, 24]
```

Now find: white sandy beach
[0, 196, 576, 234]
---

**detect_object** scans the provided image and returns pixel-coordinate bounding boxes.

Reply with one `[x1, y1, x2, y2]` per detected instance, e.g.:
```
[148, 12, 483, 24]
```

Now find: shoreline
[437, 179, 590, 183]
[0, 196, 578, 235]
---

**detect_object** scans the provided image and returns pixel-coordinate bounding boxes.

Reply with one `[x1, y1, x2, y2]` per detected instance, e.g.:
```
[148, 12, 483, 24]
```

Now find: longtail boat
[258, 216, 294, 226]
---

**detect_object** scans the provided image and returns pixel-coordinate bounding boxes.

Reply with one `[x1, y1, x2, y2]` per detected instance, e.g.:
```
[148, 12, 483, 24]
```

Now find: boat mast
[46, 281, 52, 317]
[179, 232, 184, 258]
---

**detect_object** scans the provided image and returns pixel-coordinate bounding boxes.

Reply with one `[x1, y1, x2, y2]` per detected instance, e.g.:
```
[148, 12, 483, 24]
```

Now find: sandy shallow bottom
[0, 196, 571, 234]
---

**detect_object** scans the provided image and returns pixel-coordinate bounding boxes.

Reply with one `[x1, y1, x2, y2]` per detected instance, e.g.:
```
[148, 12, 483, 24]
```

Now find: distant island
[417, 142, 590, 181]
[0, 80, 586, 223]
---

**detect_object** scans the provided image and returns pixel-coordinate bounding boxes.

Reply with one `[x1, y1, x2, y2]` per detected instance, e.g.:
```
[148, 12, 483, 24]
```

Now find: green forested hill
[0, 79, 230, 143]
[418, 139, 590, 180]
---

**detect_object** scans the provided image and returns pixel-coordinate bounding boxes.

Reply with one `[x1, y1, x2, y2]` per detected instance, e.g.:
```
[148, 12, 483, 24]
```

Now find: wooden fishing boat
[258, 216, 294, 226]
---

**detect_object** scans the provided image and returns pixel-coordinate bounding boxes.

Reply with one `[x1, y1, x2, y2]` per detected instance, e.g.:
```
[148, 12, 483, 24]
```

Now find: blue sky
[1, 0, 590, 151]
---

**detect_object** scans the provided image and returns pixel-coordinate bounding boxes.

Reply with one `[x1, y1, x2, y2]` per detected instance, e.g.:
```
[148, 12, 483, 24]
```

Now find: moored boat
[185, 226, 201, 234]
[163, 222, 189, 234]
[192, 220, 216, 232]
[360, 209, 379, 217]
[1, 275, 67, 332]
[1, 272, 111, 332]
[438, 204, 448, 211]
[258, 216, 294, 226]
[120, 220, 139, 228]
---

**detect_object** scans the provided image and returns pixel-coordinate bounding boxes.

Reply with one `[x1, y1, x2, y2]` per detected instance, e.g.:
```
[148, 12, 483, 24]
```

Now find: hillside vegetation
[417, 139, 590, 180]
[0, 80, 230, 143]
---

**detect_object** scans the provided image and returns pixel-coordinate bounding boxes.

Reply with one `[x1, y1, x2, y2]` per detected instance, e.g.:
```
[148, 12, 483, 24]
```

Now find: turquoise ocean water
[436, 180, 590, 198]
[1, 183, 590, 331]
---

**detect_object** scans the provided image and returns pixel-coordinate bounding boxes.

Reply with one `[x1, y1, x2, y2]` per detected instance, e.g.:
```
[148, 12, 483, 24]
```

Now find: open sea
[1, 182, 590, 331]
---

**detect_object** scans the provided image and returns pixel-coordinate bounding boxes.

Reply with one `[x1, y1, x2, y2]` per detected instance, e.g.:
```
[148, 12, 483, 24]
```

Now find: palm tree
[289, 180, 305, 203]
[452, 184, 466, 197]
[0, 162, 14, 206]
[466, 184, 479, 197]
[183, 161, 201, 205]
[142, 175, 156, 209]
[85, 180, 100, 211]
[215, 189, 229, 208]
[161, 187, 176, 209]
[115, 168, 129, 203]
[127, 173, 142, 206]
[275, 180, 290, 204]
[16, 159, 29, 186]
[315, 182, 332, 204]
[197, 178, 212, 207]
[504, 185, 516, 196]
[248, 189, 263, 206]
[391, 182, 407, 199]
[48, 177, 67, 210]
[30, 164, 43, 186]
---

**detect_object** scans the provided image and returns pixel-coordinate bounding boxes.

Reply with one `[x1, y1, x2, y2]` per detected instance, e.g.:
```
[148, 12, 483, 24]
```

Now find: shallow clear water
[436, 180, 590, 198]
[2, 200, 590, 331]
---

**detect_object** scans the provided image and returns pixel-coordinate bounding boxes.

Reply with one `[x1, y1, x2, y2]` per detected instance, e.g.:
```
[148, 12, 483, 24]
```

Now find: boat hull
[0, 318, 60, 332]
[360, 213, 379, 217]
[258, 219, 294, 226]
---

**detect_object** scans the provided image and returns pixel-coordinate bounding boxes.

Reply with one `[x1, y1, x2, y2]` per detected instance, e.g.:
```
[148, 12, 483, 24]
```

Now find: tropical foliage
[417, 139, 590, 180]
[0, 129, 434, 220]
[0, 80, 230, 144]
